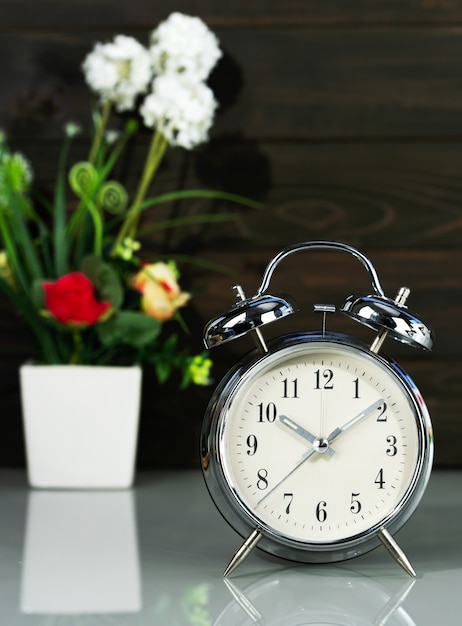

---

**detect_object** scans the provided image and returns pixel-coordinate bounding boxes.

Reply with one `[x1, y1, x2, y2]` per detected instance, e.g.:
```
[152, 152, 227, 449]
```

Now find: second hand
[256, 447, 316, 507]
[256, 398, 384, 509]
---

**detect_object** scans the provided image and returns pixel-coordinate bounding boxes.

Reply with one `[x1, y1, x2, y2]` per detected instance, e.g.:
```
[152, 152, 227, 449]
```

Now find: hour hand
[279, 415, 335, 457]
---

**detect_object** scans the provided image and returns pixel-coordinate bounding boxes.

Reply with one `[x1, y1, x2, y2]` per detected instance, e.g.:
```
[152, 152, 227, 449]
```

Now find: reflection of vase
[20, 489, 142, 614]
[20, 363, 142, 489]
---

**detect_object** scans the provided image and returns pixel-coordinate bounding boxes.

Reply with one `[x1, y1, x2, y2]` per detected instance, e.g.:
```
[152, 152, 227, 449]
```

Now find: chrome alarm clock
[201, 241, 433, 576]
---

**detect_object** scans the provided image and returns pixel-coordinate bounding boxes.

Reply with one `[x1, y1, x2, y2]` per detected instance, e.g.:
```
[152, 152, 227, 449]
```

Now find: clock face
[208, 335, 432, 557]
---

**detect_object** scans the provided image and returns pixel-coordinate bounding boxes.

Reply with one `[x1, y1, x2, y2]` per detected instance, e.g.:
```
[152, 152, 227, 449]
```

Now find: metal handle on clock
[256, 240, 386, 297]
[203, 240, 433, 352]
[204, 240, 384, 350]
[255, 241, 432, 350]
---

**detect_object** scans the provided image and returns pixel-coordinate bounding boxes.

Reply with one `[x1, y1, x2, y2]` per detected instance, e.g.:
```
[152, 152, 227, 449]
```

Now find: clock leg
[223, 528, 262, 576]
[377, 528, 416, 577]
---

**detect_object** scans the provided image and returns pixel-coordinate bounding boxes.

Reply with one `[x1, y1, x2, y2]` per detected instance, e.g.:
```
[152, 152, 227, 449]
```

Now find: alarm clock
[200, 241, 433, 576]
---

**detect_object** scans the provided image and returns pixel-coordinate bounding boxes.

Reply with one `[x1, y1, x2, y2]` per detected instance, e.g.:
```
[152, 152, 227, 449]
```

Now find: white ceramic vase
[20, 363, 142, 489]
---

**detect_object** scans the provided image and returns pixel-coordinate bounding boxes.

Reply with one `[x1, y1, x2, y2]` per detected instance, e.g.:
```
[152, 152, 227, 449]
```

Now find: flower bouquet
[0, 12, 259, 487]
[0, 12, 257, 387]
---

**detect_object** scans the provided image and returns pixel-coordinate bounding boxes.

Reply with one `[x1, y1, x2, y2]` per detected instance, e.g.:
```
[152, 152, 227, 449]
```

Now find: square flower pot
[20, 363, 142, 489]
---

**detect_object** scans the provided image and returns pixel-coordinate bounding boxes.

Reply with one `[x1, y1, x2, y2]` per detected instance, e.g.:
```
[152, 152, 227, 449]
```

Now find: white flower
[65, 122, 82, 138]
[140, 74, 217, 149]
[150, 12, 222, 81]
[82, 35, 152, 112]
[104, 129, 121, 145]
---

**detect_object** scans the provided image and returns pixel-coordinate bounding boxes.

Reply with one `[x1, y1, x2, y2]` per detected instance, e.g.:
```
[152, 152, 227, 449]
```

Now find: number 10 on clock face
[209, 335, 432, 563]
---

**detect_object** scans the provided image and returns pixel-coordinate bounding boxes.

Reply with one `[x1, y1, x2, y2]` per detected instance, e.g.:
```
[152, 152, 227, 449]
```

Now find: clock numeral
[246, 434, 258, 456]
[284, 493, 294, 514]
[316, 500, 327, 522]
[258, 402, 277, 423]
[350, 492, 362, 514]
[314, 369, 334, 390]
[257, 469, 269, 490]
[282, 378, 299, 398]
[376, 402, 388, 422]
[386, 435, 398, 457]
[374, 468, 385, 489]
[353, 377, 360, 399]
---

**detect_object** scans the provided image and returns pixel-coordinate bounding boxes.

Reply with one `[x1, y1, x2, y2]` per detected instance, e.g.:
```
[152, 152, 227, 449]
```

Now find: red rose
[42, 272, 111, 326]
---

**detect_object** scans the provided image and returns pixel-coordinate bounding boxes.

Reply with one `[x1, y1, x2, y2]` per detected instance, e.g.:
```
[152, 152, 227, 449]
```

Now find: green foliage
[97, 311, 161, 349]
[81, 255, 124, 309]
[0, 81, 258, 383]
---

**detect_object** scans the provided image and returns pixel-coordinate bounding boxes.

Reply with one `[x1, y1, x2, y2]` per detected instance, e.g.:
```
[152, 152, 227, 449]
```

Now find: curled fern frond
[96, 181, 128, 215]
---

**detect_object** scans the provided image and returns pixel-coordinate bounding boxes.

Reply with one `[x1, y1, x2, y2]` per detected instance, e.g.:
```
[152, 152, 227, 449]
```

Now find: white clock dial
[218, 339, 424, 546]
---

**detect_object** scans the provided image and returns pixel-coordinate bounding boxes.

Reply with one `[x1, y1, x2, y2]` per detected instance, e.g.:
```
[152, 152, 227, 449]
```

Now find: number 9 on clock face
[202, 333, 433, 564]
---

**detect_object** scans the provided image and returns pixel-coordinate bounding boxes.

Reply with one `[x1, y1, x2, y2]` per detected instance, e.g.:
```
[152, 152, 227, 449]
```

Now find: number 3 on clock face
[202, 332, 433, 565]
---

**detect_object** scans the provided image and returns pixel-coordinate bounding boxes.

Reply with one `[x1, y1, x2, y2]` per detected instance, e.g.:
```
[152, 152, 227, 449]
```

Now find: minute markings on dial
[221, 342, 421, 548]
[326, 398, 386, 443]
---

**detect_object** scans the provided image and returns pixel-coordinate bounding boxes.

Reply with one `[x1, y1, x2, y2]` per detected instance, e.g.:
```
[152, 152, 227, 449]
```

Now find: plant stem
[53, 133, 73, 277]
[88, 100, 112, 165]
[111, 128, 168, 256]
[70, 329, 83, 364]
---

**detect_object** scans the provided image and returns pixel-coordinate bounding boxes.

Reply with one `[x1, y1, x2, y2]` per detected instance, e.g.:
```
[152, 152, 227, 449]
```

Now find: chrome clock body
[200, 241, 434, 575]
[201, 332, 433, 565]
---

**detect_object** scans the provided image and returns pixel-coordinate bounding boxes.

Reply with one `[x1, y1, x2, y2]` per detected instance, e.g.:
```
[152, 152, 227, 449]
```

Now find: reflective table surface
[0, 469, 461, 625]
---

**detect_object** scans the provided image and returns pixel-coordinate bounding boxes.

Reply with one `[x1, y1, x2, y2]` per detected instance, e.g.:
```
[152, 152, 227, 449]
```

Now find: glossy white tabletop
[0, 469, 460, 625]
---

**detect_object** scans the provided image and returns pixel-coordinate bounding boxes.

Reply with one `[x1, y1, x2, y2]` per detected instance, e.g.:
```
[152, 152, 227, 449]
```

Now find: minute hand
[326, 398, 385, 444]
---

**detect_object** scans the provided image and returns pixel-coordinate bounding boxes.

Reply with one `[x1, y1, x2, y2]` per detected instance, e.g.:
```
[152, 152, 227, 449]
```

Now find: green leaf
[0, 276, 63, 363]
[97, 311, 161, 349]
[155, 361, 172, 384]
[53, 133, 73, 275]
[31, 279, 45, 309]
[5, 184, 44, 282]
[140, 189, 263, 211]
[81, 254, 123, 309]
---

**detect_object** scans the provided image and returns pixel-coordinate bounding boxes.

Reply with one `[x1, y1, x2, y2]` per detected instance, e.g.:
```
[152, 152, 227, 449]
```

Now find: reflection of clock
[216, 568, 417, 626]
[201, 241, 434, 576]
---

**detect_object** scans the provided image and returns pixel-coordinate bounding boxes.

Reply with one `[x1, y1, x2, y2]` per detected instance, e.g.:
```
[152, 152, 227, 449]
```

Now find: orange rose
[133, 262, 190, 321]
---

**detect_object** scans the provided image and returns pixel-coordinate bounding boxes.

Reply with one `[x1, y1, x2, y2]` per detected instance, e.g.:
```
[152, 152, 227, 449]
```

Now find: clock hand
[257, 399, 383, 508]
[256, 446, 316, 507]
[279, 414, 335, 457]
[326, 398, 385, 444]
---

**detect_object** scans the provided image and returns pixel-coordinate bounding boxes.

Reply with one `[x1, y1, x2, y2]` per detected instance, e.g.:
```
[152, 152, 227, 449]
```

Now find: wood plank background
[1, 1, 462, 468]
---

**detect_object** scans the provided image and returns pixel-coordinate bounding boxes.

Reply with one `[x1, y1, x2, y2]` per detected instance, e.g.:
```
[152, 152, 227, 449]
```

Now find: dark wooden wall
[1, 1, 462, 468]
